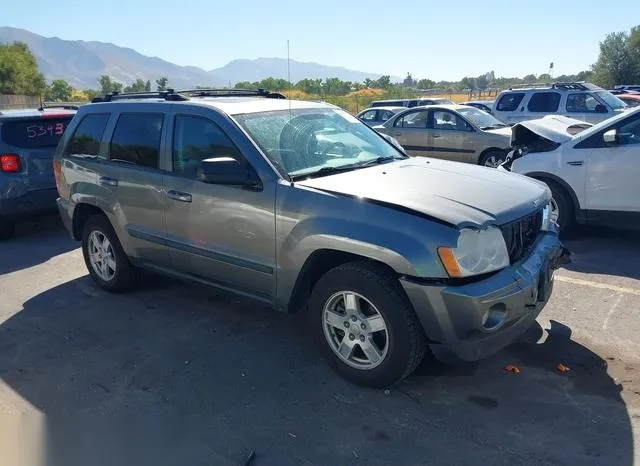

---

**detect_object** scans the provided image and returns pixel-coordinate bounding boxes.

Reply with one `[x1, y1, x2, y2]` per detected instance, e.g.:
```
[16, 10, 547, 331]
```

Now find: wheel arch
[478, 147, 507, 165]
[525, 171, 581, 213]
[72, 203, 109, 241]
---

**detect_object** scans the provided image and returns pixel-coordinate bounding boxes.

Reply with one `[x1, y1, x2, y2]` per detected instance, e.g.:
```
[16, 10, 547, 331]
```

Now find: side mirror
[603, 129, 617, 146]
[199, 157, 260, 188]
[595, 104, 608, 114]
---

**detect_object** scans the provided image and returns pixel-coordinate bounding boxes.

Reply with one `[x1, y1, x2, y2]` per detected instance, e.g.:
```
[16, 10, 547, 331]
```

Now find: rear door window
[496, 93, 525, 112]
[394, 110, 428, 128]
[359, 110, 378, 122]
[1, 116, 73, 148]
[68, 113, 110, 157]
[527, 92, 561, 112]
[109, 113, 164, 168]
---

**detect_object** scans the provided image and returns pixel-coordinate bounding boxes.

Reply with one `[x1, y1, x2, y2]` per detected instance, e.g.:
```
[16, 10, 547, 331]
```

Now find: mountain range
[0, 27, 397, 90]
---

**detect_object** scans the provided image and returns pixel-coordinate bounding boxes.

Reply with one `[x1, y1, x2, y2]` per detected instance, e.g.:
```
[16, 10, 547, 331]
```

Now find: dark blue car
[0, 106, 77, 239]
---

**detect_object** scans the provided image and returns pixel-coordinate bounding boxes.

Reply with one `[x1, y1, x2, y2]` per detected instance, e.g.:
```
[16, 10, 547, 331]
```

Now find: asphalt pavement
[0, 217, 638, 466]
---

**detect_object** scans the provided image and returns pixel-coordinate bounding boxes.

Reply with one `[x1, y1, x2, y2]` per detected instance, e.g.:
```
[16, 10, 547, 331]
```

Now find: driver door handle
[566, 161, 584, 166]
[167, 190, 192, 203]
[432, 134, 441, 138]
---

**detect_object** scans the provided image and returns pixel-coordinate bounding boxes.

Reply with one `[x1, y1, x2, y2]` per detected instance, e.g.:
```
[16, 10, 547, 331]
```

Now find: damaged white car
[499, 110, 640, 232]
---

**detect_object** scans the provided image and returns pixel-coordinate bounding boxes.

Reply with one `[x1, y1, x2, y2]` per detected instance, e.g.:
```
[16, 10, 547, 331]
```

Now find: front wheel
[310, 262, 426, 388]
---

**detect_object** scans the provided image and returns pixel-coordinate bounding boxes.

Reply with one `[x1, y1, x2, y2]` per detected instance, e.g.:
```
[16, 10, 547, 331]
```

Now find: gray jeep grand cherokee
[54, 89, 570, 388]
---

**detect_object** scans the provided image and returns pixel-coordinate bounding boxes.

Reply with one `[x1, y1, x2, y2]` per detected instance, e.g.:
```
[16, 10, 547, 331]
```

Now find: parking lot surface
[0, 217, 638, 466]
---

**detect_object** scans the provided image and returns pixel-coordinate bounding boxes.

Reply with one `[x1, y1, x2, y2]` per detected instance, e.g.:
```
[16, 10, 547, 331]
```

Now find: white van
[492, 82, 628, 125]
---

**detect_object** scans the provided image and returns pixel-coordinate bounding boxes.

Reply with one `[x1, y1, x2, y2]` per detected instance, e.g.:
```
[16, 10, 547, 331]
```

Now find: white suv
[492, 82, 629, 125]
[500, 109, 640, 231]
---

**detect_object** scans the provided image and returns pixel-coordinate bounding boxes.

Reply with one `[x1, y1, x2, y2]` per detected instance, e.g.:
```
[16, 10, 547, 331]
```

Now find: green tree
[98, 75, 123, 94]
[44, 79, 73, 101]
[234, 81, 258, 89]
[155, 76, 168, 91]
[0, 41, 46, 95]
[373, 75, 391, 89]
[402, 73, 416, 87]
[123, 78, 150, 93]
[416, 78, 435, 89]
[592, 29, 640, 87]
[85, 89, 101, 101]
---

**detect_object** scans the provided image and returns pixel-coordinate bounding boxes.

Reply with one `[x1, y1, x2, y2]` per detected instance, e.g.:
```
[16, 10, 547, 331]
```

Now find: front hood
[485, 126, 512, 139]
[512, 115, 593, 145]
[296, 158, 550, 228]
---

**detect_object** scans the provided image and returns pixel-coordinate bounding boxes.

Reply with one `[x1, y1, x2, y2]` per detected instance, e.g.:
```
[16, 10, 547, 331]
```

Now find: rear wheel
[310, 262, 427, 388]
[479, 150, 506, 168]
[81, 214, 140, 292]
[0, 216, 16, 240]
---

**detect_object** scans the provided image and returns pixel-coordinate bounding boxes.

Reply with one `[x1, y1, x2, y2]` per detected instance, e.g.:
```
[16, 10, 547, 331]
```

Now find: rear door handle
[432, 134, 441, 138]
[566, 161, 584, 166]
[98, 176, 118, 187]
[167, 190, 192, 203]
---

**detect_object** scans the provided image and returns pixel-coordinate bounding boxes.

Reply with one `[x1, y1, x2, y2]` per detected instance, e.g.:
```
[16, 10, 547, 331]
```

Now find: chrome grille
[499, 210, 543, 263]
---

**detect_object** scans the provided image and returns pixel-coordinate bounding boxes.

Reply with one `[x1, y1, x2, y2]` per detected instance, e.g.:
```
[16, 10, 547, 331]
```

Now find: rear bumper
[400, 232, 570, 363]
[0, 188, 58, 218]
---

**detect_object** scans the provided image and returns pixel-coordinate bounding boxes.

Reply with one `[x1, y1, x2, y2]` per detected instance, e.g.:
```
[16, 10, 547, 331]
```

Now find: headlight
[437, 226, 510, 277]
[541, 202, 553, 231]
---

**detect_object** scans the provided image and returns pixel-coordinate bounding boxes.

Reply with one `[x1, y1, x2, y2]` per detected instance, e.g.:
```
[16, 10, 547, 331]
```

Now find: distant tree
[475, 74, 488, 90]
[84, 89, 101, 101]
[145, 80, 151, 92]
[155, 76, 168, 91]
[402, 72, 416, 87]
[522, 74, 537, 83]
[538, 73, 551, 82]
[234, 81, 257, 89]
[416, 78, 436, 89]
[45, 79, 73, 101]
[460, 76, 475, 90]
[98, 75, 123, 94]
[373, 75, 391, 89]
[0, 41, 46, 95]
[592, 28, 640, 87]
[124, 78, 150, 93]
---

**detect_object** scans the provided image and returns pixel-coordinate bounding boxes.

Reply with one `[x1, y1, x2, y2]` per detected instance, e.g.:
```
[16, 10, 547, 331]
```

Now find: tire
[0, 216, 16, 240]
[479, 150, 506, 168]
[310, 261, 427, 388]
[81, 214, 140, 292]
[544, 180, 574, 233]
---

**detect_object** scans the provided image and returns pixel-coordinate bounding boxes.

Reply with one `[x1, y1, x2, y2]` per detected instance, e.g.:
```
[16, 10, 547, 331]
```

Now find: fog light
[482, 304, 507, 331]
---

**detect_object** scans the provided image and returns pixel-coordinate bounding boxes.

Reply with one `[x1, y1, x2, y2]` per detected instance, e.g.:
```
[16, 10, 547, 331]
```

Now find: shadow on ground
[0, 274, 633, 466]
[0, 214, 77, 275]
[561, 226, 640, 280]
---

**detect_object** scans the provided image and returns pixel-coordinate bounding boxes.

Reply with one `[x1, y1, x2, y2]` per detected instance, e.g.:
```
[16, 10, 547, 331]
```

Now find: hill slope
[0, 27, 398, 89]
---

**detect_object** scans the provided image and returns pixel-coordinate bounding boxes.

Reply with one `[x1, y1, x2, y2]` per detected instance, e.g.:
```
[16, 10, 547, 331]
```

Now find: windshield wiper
[290, 156, 399, 181]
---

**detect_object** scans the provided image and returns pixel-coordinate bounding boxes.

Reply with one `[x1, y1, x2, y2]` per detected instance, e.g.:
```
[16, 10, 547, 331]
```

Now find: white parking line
[555, 275, 640, 296]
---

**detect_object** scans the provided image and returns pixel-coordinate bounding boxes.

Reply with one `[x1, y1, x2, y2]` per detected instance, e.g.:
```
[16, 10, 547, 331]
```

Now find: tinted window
[380, 110, 395, 121]
[616, 113, 640, 146]
[394, 110, 427, 128]
[360, 110, 377, 122]
[496, 93, 525, 112]
[432, 110, 471, 131]
[566, 93, 600, 113]
[173, 115, 242, 177]
[527, 92, 561, 112]
[2, 116, 73, 149]
[68, 114, 110, 157]
[109, 113, 163, 168]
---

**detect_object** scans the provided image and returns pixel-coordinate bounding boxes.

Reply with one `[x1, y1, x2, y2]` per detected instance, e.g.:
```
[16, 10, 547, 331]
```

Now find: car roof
[411, 104, 470, 111]
[618, 93, 640, 100]
[85, 97, 336, 116]
[359, 106, 405, 112]
[0, 107, 77, 119]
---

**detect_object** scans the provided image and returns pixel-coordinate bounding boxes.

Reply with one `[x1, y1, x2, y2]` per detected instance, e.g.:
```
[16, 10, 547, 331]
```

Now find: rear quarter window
[1, 117, 73, 148]
[496, 93, 525, 112]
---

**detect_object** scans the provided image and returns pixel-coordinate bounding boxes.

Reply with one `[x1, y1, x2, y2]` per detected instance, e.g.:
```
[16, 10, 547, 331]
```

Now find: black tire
[310, 261, 427, 388]
[544, 180, 574, 233]
[81, 214, 140, 292]
[479, 149, 506, 168]
[0, 216, 16, 240]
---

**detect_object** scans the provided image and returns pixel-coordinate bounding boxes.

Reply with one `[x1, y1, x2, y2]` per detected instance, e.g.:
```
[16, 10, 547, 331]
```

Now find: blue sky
[3, 0, 640, 81]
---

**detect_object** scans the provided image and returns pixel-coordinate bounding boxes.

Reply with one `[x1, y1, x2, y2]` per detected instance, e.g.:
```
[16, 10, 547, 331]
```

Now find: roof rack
[507, 81, 593, 91]
[91, 89, 188, 103]
[177, 88, 286, 99]
[91, 87, 286, 103]
[39, 104, 79, 111]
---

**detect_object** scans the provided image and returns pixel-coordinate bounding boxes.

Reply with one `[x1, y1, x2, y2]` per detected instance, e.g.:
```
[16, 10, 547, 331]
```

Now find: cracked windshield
[1, 1, 639, 465]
